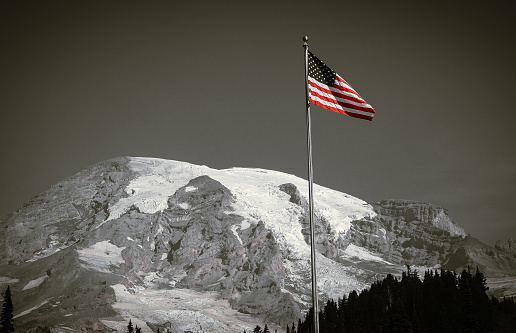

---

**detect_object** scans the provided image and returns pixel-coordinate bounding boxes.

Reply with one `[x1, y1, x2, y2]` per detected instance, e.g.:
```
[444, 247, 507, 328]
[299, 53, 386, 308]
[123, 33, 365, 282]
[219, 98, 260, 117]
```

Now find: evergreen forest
[294, 267, 516, 332]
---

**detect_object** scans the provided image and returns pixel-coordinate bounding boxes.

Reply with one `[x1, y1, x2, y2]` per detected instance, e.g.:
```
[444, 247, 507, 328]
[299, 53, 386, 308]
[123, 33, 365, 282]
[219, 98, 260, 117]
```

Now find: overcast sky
[1, 1, 515, 246]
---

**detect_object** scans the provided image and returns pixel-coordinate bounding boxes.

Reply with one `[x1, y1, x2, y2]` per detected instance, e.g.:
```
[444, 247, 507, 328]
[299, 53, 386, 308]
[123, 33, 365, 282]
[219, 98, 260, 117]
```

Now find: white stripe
[335, 74, 359, 95]
[308, 77, 363, 102]
[310, 95, 375, 118]
[309, 84, 373, 110]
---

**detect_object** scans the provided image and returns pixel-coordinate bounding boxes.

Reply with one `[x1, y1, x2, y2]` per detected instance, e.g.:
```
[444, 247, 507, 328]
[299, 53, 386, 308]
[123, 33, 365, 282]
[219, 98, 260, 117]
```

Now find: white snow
[178, 202, 189, 210]
[22, 275, 48, 291]
[0, 277, 19, 285]
[107, 157, 375, 261]
[106, 284, 268, 333]
[342, 244, 391, 264]
[230, 225, 243, 245]
[77, 241, 126, 273]
[14, 299, 49, 319]
[102, 157, 379, 311]
[185, 186, 197, 192]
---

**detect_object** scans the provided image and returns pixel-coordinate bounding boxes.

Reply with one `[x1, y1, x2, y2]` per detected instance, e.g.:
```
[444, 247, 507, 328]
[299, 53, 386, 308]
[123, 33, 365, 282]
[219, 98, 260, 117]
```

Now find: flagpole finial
[303, 36, 309, 43]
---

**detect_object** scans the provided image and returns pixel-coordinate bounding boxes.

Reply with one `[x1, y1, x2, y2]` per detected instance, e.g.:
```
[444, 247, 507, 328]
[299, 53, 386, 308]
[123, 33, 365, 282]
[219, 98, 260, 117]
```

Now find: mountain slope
[0, 157, 514, 332]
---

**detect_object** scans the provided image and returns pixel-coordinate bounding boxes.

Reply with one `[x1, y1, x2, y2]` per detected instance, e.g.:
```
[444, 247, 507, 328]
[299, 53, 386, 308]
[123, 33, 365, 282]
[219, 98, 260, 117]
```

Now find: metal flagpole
[303, 35, 319, 333]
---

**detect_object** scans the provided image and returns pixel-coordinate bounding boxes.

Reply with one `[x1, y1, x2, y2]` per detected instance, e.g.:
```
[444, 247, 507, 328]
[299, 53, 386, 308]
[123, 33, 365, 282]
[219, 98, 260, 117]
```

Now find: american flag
[308, 51, 375, 121]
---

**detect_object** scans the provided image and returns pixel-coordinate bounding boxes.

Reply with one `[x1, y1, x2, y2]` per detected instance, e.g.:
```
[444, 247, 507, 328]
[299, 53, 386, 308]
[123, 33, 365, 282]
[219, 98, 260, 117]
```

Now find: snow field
[77, 241, 126, 273]
[112, 157, 375, 260]
[107, 284, 259, 333]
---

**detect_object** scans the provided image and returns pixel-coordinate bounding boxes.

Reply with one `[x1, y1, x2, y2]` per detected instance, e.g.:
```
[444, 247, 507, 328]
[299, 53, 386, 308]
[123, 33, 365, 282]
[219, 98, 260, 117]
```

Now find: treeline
[296, 267, 516, 332]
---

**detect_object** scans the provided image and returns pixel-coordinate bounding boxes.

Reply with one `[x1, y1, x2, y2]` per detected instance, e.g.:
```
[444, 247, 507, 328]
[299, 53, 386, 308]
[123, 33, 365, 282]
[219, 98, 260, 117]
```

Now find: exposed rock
[374, 199, 466, 237]
[442, 236, 516, 277]
[495, 238, 516, 258]
[0, 157, 134, 266]
[2, 158, 515, 332]
[279, 183, 338, 259]
[345, 200, 516, 277]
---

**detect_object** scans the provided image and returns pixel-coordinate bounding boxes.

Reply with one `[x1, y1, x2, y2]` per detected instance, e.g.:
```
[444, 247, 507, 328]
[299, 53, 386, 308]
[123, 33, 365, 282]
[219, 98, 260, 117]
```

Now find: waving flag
[308, 51, 375, 121]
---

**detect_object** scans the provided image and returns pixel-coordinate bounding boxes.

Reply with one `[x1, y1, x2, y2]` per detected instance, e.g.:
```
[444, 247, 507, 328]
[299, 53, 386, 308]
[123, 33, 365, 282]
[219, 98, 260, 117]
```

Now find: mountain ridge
[0, 156, 514, 332]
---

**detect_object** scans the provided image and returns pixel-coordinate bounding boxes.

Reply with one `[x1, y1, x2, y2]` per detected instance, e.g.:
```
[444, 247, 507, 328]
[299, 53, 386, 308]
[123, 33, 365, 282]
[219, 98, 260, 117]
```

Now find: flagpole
[303, 35, 319, 333]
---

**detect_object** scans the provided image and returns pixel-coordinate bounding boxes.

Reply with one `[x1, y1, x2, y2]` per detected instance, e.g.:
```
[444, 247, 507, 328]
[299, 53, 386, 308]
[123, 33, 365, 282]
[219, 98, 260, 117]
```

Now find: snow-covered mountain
[1, 157, 515, 332]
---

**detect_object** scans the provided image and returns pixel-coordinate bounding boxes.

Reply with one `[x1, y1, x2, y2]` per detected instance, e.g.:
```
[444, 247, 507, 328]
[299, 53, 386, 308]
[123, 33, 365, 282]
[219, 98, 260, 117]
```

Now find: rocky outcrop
[279, 183, 338, 259]
[495, 238, 516, 258]
[442, 236, 516, 277]
[374, 199, 466, 237]
[0, 157, 134, 266]
[345, 200, 516, 277]
[344, 200, 466, 266]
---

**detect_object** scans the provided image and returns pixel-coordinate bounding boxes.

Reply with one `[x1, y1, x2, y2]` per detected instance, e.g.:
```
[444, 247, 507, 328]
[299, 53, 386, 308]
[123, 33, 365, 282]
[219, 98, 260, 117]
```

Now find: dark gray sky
[1, 1, 515, 246]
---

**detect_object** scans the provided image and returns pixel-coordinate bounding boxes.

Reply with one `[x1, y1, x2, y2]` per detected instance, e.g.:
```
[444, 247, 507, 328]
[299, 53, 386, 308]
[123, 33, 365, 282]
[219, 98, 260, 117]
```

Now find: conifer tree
[263, 324, 270, 333]
[253, 325, 262, 333]
[127, 319, 134, 333]
[0, 286, 14, 333]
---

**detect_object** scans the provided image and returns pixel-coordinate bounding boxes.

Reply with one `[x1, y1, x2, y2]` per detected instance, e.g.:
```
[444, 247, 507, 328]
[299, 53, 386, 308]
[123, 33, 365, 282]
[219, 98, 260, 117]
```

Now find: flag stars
[308, 51, 336, 86]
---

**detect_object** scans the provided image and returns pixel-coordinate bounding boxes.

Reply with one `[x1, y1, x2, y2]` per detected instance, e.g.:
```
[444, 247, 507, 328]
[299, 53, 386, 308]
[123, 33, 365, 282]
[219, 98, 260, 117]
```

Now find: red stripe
[309, 87, 375, 113]
[334, 77, 361, 96]
[311, 98, 373, 121]
[308, 80, 367, 105]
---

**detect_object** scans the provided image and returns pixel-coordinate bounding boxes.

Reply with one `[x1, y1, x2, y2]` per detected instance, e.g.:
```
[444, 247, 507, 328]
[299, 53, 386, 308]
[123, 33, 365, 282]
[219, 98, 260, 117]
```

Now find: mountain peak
[1, 157, 514, 332]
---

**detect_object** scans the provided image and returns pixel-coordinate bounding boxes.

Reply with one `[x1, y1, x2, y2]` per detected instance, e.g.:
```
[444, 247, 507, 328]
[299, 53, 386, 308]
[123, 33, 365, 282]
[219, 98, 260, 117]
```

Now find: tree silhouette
[127, 319, 134, 333]
[296, 267, 511, 332]
[0, 286, 14, 333]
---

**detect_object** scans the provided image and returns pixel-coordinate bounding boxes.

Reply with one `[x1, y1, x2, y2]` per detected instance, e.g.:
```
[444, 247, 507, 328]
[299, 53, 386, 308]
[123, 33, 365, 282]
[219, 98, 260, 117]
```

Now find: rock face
[0, 157, 514, 332]
[345, 199, 516, 277]
[374, 199, 466, 237]
[495, 238, 516, 257]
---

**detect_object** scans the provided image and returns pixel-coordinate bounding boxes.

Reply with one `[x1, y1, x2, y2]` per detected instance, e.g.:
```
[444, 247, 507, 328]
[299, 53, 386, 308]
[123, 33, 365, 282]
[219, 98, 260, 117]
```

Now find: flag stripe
[308, 79, 373, 111]
[310, 87, 374, 114]
[335, 75, 359, 96]
[308, 77, 366, 104]
[310, 95, 374, 120]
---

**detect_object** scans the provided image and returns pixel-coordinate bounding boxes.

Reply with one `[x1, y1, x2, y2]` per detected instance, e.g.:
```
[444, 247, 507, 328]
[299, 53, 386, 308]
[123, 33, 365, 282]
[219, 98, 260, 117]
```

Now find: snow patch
[185, 186, 197, 192]
[342, 244, 391, 264]
[230, 225, 243, 245]
[14, 299, 49, 319]
[22, 275, 48, 291]
[77, 241, 126, 273]
[178, 202, 189, 210]
[0, 277, 19, 285]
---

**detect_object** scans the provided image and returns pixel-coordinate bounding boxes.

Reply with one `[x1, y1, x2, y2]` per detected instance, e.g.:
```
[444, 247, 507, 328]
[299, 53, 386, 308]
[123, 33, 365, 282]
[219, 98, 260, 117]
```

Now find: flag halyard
[308, 51, 375, 121]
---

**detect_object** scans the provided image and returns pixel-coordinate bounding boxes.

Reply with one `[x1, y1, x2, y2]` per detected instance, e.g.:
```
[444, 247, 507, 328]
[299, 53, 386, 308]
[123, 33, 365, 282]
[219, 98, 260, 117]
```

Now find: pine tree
[0, 286, 14, 333]
[253, 325, 262, 333]
[127, 319, 134, 333]
[263, 324, 270, 333]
